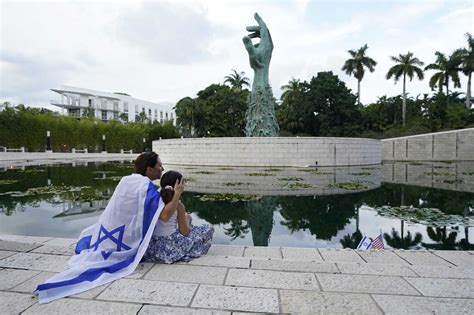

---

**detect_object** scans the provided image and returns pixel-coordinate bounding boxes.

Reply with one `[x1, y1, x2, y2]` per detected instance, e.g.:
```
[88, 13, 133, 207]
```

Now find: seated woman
[143, 170, 214, 263]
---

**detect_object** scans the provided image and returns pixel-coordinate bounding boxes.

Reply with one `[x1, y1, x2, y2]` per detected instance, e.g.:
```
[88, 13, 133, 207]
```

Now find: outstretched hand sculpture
[243, 13, 273, 87]
[242, 13, 279, 137]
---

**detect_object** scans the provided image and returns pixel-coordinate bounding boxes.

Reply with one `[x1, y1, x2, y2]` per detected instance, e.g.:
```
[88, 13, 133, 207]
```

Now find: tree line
[0, 104, 180, 152]
[175, 32, 473, 138]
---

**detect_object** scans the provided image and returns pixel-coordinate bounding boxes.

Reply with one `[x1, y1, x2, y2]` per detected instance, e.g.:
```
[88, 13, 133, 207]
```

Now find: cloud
[0, 50, 77, 106]
[116, 2, 218, 64]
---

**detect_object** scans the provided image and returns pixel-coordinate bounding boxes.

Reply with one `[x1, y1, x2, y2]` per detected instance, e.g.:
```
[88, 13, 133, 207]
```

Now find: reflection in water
[246, 197, 275, 246]
[0, 161, 473, 250]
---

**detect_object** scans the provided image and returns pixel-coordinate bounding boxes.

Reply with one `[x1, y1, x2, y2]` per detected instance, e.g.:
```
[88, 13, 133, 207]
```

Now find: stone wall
[153, 137, 381, 167]
[382, 128, 474, 161]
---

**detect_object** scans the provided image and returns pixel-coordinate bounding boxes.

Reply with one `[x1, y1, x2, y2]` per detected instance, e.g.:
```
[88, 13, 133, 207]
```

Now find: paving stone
[187, 255, 250, 268]
[24, 298, 141, 314]
[373, 294, 474, 314]
[207, 245, 244, 257]
[191, 285, 279, 313]
[251, 258, 339, 273]
[357, 250, 410, 265]
[0, 252, 69, 272]
[244, 246, 282, 259]
[337, 262, 417, 277]
[432, 250, 474, 266]
[318, 248, 365, 263]
[12, 271, 111, 299]
[139, 305, 230, 314]
[144, 264, 227, 285]
[0, 268, 40, 290]
[281, 247, 323, 261]
[280, 290, 382, 314]
[394, 250, 454, 266]
[0, 291, 37, 314]
[409, 264, 474, 279]
[0, 235, 52, 244]
[42, 238, 77, 247]
[226, 268, 319, 290]
[0, 240, 41, 252]
[0, 250, 17, 260]
[97, 278, 198, 306]
[317, 273, 420, 295]
[405, 277, 474, 298]
[125, 262, 154, 279]
[31, 245, 74, 256]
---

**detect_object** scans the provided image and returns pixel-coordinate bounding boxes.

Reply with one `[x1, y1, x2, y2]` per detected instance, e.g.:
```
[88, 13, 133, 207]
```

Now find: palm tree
[384, 220, 422, 249]
[280, 78, 301, 103]
[425, 51, 462, 105]
[386, 52, 424, 127]
[342, 44, 377, 105]
[422, 226, 457, 250]
[454, 33, 474, 109]
[224, 70, 250, 91]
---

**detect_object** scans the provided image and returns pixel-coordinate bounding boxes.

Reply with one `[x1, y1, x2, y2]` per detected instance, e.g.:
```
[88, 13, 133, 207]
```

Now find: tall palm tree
[342, 44, 377, 105]
[386, 52, 424, 127]
[454, 33, 474, 109]
[384, 226, 422, 249]
[280, 78, 301, 103]
[224, 69, 250, 91]
[425, 51, 462, 105]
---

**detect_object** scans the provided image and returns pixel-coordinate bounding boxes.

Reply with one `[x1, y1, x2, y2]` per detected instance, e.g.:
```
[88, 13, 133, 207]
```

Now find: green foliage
[175, 84, 249, 137]
[0, 104, 180, 152]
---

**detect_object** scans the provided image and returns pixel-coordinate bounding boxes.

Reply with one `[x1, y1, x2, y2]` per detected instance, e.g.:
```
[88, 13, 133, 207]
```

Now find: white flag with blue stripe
[35, 173, 164, 303]
[357, 236, 373, 250]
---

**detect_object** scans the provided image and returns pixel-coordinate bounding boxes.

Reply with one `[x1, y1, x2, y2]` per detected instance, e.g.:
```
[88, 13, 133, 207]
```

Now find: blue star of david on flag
[75, 224, 131, 260]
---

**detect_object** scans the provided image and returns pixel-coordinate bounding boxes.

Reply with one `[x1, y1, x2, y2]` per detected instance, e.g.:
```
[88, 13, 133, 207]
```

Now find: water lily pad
[218, 167, 234, 170]
[279, 177, 303, 181]
[195, 193, 260, 202]
[297, 169, 332, 174]
[246, 172, 273, 176]
[350, 172, 371, 176]
[331, 181, 369, 190]
[192, 171, 216, 175]
[370, 205, 474, 227]
[264, 168, 281, 172]
[0, 180, 19, 185]
[223, 182, 253, 186]
[285, 182, 313, 189]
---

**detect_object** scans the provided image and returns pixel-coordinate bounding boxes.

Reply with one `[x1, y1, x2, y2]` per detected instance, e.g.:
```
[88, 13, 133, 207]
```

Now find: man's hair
[134, 151, 159, 176]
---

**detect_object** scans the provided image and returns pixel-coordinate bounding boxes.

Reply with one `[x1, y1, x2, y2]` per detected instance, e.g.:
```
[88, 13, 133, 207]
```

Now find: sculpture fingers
[246, 25, 260, 32]
[254, 12, 266, 28]
[248, 32, 260, 39]
[242, 36, 256, 55]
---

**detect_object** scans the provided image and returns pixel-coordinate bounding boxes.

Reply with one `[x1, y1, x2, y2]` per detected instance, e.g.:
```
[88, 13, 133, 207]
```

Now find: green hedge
[0, 106, 180, 152]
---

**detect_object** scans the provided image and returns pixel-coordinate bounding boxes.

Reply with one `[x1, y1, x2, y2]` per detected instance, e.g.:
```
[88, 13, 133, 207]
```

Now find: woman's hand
[159, 179, 185, 222]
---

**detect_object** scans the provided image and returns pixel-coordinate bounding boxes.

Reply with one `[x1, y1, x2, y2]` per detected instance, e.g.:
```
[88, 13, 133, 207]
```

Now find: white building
[50, 86, 175, 124]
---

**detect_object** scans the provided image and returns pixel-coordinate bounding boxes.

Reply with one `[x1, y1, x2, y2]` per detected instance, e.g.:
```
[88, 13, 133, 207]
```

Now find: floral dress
[143, 224, 214, 264]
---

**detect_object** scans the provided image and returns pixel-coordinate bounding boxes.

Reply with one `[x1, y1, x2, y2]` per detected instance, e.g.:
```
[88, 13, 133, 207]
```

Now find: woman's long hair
[160, 170, 183, 204]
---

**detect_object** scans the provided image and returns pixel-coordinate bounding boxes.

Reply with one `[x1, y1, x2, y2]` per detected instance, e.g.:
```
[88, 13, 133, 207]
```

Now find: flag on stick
[371, 233, 384, 249]
[357, 236, 373, 250]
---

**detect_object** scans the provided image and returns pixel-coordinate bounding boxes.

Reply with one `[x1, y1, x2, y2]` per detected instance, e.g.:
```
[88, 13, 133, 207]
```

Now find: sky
[1, 0, 472, 111]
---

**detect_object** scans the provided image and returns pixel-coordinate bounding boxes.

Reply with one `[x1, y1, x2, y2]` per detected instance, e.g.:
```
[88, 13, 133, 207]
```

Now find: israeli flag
[357, 236, 373, 250]
[36, 174, 164, 304]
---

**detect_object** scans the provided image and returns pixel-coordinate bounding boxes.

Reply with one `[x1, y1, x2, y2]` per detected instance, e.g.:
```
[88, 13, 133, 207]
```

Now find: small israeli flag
[35, 174, 164, 303]
[357, 236, 373, 250]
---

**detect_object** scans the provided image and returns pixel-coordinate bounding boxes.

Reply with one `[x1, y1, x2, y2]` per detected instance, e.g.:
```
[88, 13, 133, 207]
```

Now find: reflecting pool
[0, 160, 473, 250]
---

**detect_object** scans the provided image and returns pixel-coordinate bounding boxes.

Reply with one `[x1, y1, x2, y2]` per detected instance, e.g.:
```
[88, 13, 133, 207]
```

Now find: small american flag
[371, 233, 384, 249]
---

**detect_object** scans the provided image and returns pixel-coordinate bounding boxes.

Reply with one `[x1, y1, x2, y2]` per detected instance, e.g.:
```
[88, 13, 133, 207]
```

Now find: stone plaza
[1, 234, 473, 314]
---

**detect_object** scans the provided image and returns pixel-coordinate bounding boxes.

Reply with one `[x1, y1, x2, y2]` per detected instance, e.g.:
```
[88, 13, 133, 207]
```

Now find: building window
[165, 112, 169, 120]
[135, 105, 139, 113]
[142, 107, 145, 113]
[160, 111, 163, 118]
[102, 110, 107, 120]
[160, 119, 163, 124]
[170, 112, 174, 119]
[113, 101, 119, 111]
[88, 99, 92, 106]
[124, 102, 129, 113]
[148, 109, 152, 117]
[113, 112, 118, 120]
[154, 109, 157, 117]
